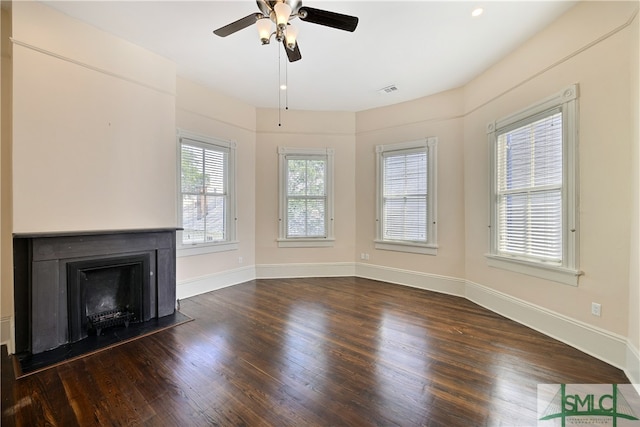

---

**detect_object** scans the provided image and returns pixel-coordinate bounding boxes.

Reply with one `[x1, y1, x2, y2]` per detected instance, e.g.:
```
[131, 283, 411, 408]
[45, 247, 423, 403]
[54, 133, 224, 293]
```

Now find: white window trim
[278, 147, 335, 248]
[176, 129, 238, 257]
[375, 138, 438, 255]
[486, 84, 581, 286]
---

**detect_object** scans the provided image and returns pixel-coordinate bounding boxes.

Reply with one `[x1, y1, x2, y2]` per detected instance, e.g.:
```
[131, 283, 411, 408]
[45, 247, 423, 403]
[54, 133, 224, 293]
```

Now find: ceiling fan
[213, 0, 359, 62]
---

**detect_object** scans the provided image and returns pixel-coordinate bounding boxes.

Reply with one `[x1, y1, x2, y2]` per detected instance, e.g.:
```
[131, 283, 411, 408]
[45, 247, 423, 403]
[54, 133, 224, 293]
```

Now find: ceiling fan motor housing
[258, 0, 303, 17]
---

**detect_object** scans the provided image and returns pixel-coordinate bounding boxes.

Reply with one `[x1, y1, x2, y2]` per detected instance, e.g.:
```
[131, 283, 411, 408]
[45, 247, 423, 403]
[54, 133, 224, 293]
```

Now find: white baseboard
[256, 262, 355, 279]
[1, 316, 14, 355]
[176, 265, 256, 300]
[176, 261, 637, 381]
[353, 263, 631, 374]
[355, 262, 466, 297]
[626, 341, 640, 390]
[465, 280, 628, 370]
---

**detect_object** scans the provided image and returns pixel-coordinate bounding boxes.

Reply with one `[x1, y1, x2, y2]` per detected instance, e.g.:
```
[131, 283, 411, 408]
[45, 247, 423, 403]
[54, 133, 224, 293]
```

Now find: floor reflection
[374, 309, 432, 425]
[282, 302, 328, 391]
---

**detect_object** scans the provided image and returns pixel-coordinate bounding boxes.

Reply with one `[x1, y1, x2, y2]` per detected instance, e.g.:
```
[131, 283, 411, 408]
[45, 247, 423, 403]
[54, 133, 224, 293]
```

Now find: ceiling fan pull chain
[278, 44, 282, 127]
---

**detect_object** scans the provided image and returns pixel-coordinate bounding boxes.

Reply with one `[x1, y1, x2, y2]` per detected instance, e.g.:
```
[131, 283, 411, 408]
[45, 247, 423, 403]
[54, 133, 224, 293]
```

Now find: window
[487, 84, 580, 285]
[278, 147, 334, 247]
[375, 138, 438, 255]
[177, 130, 237, 256]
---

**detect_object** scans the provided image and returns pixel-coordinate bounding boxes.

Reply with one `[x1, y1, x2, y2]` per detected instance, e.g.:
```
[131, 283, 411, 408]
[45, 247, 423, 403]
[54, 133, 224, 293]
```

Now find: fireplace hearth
[13, 229, 179, 361]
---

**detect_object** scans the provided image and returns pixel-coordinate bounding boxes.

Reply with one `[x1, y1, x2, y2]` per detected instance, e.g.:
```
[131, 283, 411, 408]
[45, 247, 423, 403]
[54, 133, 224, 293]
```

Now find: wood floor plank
[2, 277, 634, 426]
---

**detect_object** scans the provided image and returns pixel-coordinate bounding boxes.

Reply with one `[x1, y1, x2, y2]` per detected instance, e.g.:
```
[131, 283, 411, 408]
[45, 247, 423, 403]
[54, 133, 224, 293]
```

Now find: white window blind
[496, 109, 563, 262]
[180, 140, 229, 245]
[277, 147, 334, 247]
[286, 156, 327, 238]
[375, 138, 437, 255]
[382, 149, 428, 242]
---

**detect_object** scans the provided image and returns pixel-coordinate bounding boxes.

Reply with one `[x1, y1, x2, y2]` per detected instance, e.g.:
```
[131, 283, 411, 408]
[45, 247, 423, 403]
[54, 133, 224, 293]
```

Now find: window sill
[177, 241, 239, 257]
[374, 240, 438, 255]
[485, 253, 582, 286]
[277, 238, 335, 248]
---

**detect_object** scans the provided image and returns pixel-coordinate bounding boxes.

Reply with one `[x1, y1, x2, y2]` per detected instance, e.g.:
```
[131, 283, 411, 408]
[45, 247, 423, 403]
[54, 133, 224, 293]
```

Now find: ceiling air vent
[378, 84, 399, 95]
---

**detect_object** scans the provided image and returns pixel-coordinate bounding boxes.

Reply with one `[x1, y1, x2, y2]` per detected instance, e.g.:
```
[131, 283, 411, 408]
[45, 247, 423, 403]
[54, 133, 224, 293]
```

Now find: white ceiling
[43, 0, 577, 112]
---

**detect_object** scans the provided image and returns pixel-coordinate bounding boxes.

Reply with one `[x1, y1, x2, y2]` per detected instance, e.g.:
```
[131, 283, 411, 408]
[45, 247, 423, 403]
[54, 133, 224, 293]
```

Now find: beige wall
[463, 1, 637, 336]
[628, 0, 640, 376]
[355, 89, 466, 277]
[255, 109, 356, 265]
[11, 1, 177, 233]
[1, 1, 12, 349]
[175, 77, 257, 283]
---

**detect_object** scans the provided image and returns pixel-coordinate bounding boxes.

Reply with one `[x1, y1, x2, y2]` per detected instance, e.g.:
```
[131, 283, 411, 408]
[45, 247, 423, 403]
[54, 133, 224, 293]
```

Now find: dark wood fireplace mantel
[13, 228, 178, 356]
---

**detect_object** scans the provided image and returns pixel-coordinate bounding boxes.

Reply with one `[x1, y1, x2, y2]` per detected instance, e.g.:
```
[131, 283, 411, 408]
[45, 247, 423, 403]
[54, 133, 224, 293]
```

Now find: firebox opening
[82, 261, 141, 334]
[67, 254, 151, 343]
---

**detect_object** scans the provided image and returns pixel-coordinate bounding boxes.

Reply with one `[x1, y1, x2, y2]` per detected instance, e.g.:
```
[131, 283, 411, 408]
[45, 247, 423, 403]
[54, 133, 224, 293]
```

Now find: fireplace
[13, 229, 177, 356]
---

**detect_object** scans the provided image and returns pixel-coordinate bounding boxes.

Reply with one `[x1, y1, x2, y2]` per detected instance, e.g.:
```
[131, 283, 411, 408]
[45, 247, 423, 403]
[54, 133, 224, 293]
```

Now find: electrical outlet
[238, 256, 243, 264]
[591, 302, 601, 317]
[360, 253, 366, 260]
[365, 253, 370, 260]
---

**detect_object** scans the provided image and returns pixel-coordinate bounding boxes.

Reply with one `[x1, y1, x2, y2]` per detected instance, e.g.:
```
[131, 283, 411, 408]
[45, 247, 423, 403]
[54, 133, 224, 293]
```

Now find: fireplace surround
[13, 229, 177, 356]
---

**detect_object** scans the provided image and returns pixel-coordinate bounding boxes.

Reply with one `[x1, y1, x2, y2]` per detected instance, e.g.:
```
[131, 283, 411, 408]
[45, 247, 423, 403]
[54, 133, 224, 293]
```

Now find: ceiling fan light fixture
[285, 24, 298, 50]
[274, 2, 292, 31]
[213, 1, 359, 64]
[256, 18, 273, 44]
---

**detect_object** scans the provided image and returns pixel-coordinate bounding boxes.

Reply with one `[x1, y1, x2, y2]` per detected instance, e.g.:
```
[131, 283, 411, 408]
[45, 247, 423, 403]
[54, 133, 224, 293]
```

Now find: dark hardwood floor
[1, 277, 632, 426]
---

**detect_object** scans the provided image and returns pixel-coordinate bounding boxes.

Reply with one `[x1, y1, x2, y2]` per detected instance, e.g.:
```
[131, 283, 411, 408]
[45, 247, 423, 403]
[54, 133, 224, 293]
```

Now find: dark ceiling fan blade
[298, 7, 359, 32]
[282, 39, 302, 62]
[213, 13, 264, 37]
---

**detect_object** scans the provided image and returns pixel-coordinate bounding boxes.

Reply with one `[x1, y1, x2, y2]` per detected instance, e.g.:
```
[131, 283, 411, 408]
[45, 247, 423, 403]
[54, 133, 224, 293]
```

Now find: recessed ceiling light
[471, 7, 484, 17]
[280, 84, 287, 90]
